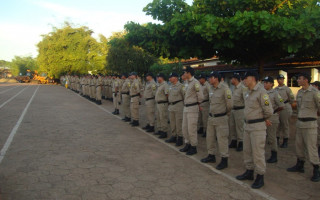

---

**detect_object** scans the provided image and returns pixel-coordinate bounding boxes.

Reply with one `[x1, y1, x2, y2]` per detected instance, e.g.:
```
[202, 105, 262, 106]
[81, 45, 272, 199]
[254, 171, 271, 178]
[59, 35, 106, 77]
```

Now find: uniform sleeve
[287, 87, 295, 103]
[224, 88, 233, 113]
[180, 85, 185, 100]
[164, 84, 169, 96]
[314, 91, 320, 113]
[260, 92, 273, 119]
[275, 91, 285, 108]
[195, 82, 204, 104]
[152, 83, 157, 96]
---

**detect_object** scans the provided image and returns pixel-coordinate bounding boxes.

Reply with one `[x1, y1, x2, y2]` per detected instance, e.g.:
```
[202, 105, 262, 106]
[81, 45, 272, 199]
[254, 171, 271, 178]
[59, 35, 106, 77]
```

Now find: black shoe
[201, 154, 216, 163]
[165, 136, 177, 143]
[236, 170, 254, 180]
[267, 151, 278, 163]
[125, 117, 131, 122]
[229, 140, 237, 148]
[252, 174, 264, 189]
[287, 159, 305, 173]
[97, 100, 102, 105]
[154, 131, 161, 135]
[176, 136, 183, 146]
[159, 132, 167, 139]
[116, 109, 120, 115]
[236, 141, 243, 152]
[143, 124, 150, 130]
[146, 126, 155, 132]
[197, 127, 204, 134]
[216, 157, 228, 170]
[311, 165, 320, 182]
[131, 120, 139, 127]
[280, 138, 288, 148]
[186, 146, 197, 155]
[318, 146, 320, 158]
[202, 131, 206, 138]
[112, 110, 117, 115]
[180, 144, 191, 152]
[122, 117, 127, 121]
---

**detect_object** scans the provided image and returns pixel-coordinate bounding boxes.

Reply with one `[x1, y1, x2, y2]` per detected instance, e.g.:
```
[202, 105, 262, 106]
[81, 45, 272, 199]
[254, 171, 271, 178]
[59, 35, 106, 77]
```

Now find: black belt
[157, 101, 168, 104]
[245, 118, 265, 124]
[121, 92, 129, 95]
[169, 100, 183, 105]
[113, 92, 118, 94]
[202, 99, 209, 103]
[298, 118, 317, 122]
[233, 106, 245, 110]
[131, 94, 140, 98]
[284, 100, 289, 104]
[146, 97, 155, 101]
[209, 112, 227, 118]
[185, 102, 198, 107]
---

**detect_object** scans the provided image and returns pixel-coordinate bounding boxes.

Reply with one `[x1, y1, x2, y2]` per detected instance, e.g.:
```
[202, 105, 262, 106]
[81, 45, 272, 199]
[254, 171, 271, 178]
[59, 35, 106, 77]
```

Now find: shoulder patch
[226, 89, 232, 99]
[265, 100, 269, 106]
[152, 84, 156, 90]
[263, 94, 269, 100]
[195, 83, 200, 92]
[278, 94, 284, 102]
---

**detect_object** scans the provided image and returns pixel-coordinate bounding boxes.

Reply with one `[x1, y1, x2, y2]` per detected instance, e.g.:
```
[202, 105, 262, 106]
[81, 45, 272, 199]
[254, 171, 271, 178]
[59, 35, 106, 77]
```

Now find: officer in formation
[155, 73, 169, 138]
[121, 73, 131, 122]
[143, 73, 157, 132]
[129, 72, 141, 127]
[310, 81, 320, 157]
[197, 73, 210, 138]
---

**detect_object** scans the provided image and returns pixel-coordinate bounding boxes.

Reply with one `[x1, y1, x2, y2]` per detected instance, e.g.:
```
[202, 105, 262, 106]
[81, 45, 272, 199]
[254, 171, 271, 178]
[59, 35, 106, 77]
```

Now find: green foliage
[149, 62, 183, 78]
[10, 56, 37, 76]
[106, 32, 157, 76]
[37, 22, 107, 78]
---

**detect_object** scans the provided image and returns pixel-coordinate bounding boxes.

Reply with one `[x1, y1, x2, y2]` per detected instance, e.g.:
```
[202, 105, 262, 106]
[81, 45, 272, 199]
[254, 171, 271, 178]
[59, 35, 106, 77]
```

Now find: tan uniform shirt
[233, 82, 245, 108]
[130, 79, 140, 103]
[144, 80, 157, 99]
[184, 77, 204, 112]
[201, 81, 210, 102]
[121, 79, 131, 94]
[244, 83, 273, 131]
[112, 79, 119, 93]
[168, 82, 184, 112]
[267, 89, 285, 122]
[275, 85, 295, 103]
[296, 85, 320, 128]
[96, 76, 102, 87]
[155, 81, 169, 102]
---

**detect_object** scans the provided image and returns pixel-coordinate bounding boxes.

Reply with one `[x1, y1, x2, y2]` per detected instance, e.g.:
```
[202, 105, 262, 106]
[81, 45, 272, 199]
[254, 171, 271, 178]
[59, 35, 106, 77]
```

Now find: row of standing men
[61, 67, 320, 189]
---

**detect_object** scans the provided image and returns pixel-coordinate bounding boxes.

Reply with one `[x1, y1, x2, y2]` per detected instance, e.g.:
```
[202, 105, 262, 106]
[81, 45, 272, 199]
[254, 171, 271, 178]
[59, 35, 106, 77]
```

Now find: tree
[37, 22, 107, 78]
[106, 32, 157, 76]
[125, 0, 320, 75]
[10, 56, 37, 76]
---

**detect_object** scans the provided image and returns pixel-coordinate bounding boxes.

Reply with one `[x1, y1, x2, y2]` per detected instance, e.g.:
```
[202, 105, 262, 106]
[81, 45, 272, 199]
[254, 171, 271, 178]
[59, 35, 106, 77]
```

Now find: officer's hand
[265, 120, 272, 127]
[199, 105, 203, 111]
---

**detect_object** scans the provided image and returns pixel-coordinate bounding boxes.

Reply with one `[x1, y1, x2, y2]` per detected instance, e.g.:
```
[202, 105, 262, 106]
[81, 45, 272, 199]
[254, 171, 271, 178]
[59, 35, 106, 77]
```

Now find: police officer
[201, 72, 232, 170]
[166, 72, 184, 146]
[121, 73, 131, 122]
[96, 74, 103, 105]
[130, 72, 141, 126]
[143, 72, 157, 132]
[287, 73, 320, 182]
[263, 76, 284, 163]
[179, 66, 204, 155]
[275, 74, 295, 148]
[229, 73, 245, 151]
[236, 71, 273, 189]
[311, 81, 320, 157]
[155, 73, 169, 138]
[112, 75, 120, 115]
[197, 73, 210, 138]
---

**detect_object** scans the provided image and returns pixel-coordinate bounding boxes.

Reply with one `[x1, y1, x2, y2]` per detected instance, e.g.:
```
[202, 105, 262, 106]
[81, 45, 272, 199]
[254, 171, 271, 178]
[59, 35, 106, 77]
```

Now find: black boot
[197, 127, 203, 134]
[202, 131, 206, 138]
[146, 126, 155, 133]
[143, 124, 150, 130]
[311, 165, 320, 182]
[216, 157, 228, 170]
[277, 137, 280, 146]
[267, 151, 278, 163]
[252, 174, 264, 189]
[236, 141, 243, 152]
[125, 117, 131, 122]
[280, 138, 288, 148]
[287, 159, 305, 173]
[318, 145, 320, 158]
[201, 154, 216, 163]
[112, 109, 117, 115]
[131, 120, 139, 127]
[122, 117, 127, 121]
[180, 144, 191, 152]
[186, 146, 197, 155]
[116, 109, 120, 115]
[159, 132, 167, 139]
[176, 136, 183, 146]
[97, 100, 102, 105]
[236, 170, 254, 180]
[165, 136, 177, 143]
[154, 131, 161, 135]
[229, 140, 237, 148]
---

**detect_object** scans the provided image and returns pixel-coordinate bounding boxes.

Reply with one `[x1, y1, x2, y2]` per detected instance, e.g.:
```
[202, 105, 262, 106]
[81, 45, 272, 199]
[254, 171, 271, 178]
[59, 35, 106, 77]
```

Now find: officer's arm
[164, 84, 169, 99]
[314, 91, 320, 114]
[152, 84, 157, 96]
[195, 82, 204, 104]
[260, 93, 273, 119]
[225, 88, 232, 113]
[287, 87, 295, 104]
[274, 92, 285, 113]
[180, 85, 185, 99]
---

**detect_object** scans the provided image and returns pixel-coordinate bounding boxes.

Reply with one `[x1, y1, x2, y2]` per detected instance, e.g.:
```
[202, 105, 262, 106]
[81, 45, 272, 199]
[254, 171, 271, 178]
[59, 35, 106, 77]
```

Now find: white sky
[0, 0, 193, 61]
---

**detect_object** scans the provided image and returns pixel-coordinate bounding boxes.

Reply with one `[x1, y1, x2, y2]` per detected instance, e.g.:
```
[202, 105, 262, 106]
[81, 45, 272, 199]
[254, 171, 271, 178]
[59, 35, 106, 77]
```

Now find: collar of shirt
[236, 82, 242, 89]
[188, 77, 194, 83]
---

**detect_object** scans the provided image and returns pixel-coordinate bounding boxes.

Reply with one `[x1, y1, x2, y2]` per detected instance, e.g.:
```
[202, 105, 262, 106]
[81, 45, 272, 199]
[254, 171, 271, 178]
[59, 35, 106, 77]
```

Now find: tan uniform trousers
[317, 118, 320, 146]
[277, 103, 292, 138]
[296, 127, 320, 165]
[96, 86, 102, 101]
[145, 99, 155, 126]
[182, 111, 199, 146]
[122, 94, 131, 118]
[229, 109, 244, 142]
[91, 86, 96, 99]
[198, 102, 209, 131]
[156, 103, 168, 132]
[206, 116, 229, 157]
[244, 126, 267, 175]
[82, 85, 85, 95]
[113, 93, 120, 109]
[108, 87, 113, 99]
[267, 115, 280, 152]
[170, 110, 183, 137]
[85, 85, 89, 96]
[130, 98, 139, 121]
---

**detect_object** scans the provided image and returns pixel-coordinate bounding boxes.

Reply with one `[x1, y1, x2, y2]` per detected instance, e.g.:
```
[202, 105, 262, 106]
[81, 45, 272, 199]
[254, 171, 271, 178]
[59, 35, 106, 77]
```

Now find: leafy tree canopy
[10, 56, 37, 76]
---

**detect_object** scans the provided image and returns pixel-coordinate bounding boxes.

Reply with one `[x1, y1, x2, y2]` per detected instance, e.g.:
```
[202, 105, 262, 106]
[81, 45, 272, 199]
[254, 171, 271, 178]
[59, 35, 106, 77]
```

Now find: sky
[0, 0, 193, 62]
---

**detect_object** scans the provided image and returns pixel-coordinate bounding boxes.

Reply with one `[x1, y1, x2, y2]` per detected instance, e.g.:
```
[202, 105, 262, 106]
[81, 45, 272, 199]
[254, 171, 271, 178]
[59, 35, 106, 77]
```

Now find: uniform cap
[198, 73, 207, 79]
[209, 71, 221, 79]
[277, 74, 285, 79]
[130, 72, 137, 76]
[231, 73, 241, 81]
[263, 76, 274, 83]
[157, 73, 166, 79]
[184, 66, 195, 75]
[169, 72, 179, 78]
[122, 73, 128, 78]
[145, 72, 154, 78]
[243, 71, 259, 80]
